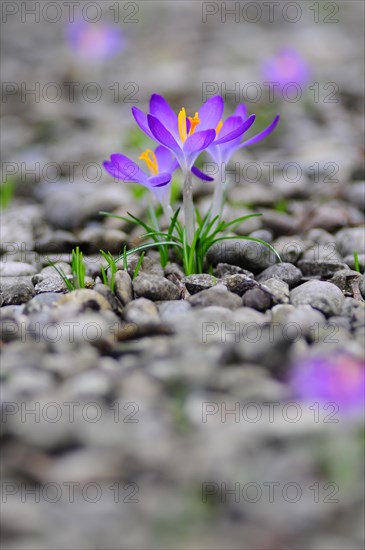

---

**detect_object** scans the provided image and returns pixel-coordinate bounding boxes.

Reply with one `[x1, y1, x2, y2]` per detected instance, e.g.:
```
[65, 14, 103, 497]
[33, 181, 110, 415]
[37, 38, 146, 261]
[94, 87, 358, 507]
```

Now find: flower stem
[210, 158, 225, 221]
[183, 170, 195, 244]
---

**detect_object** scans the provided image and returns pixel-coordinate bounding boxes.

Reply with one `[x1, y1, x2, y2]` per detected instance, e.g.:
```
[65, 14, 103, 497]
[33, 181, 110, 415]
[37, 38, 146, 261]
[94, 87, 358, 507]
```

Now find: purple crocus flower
[67, 19, 125, 60]
[207, 103, 280, 165]
[207, 103, 279, 218]
[103, 146, 178, 211]
[262, 48, 309, 95]
[131, 94, 250, 173]
[290, 353, 365, 417]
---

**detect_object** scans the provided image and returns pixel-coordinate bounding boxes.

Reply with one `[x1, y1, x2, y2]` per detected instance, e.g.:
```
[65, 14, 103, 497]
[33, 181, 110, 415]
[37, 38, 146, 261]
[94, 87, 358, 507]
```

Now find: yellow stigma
[178, 108, 200, 143]
[216, 119, 223, 135]
[188, 112, 200, 135]
[139, 149, 158, 175]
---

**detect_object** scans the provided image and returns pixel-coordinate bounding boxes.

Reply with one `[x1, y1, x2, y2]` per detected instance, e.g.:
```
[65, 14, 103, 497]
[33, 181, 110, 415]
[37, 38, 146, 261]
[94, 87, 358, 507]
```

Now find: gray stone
[345, 181, 365, 212]
[286, 305, 327, 341]
[127, 255, 164, 278]
[56, 289, 113, 311]
[273, 237, 309, 263]
[327, 316, 352, 332]
[41, 346, 99, 378]
[242, 287, 272, 311]
[5, 368, 55, 397]
[133, 274, 180, 301]
[305, 228, 336, 245]
[341, 297, 365, 327]
[123, 298, 160, 326]
[94, 283, 123, 313]
[0, 277, 35, 306]
[249, 229, 273, 243]
[114, 270, 134, 306]
[329, 269, 364, 295]
[182, 274, 217, 294]
[336, 227, 365, 256]
[158, 300, 191, 322]
[297, 260, 350, 279]
[207, 239, 278, 273]
[257, 262, 302, 288]
[164, 262, 185, 280]
[34, 273, 69, 293]
[302, 244, 342, 262]
[0, 261, 37, 277]
[188, 287, 242, 309]
[23, 293, 65, 314]
[34, 230, 78, 253]
[261, 278, 290, 304]
[260, 210, 297, 235]
[62, 370, 113, 399]
[223, 273, 258, 295]
[360, 275, 365, 299]
[213, 263, 254, 279]
[290, 281, 345, 316]
[78, 226, 128, 254]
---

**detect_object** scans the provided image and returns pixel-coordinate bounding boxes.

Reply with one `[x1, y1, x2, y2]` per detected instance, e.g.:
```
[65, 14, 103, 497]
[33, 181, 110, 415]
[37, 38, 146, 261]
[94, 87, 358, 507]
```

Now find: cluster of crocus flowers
[67, 19, 125, 60]
[104, 94, 279, 243]
[290, 353, 365, 417]
[262, 48, 310, 96]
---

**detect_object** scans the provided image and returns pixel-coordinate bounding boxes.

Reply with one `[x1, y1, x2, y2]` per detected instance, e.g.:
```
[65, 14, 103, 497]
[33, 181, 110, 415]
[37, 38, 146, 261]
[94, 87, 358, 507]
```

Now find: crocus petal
[154, 145, 179, 174]
[149, 94, 178, 137]
[198, 96, 224, 130]
[214, 115, 255, 145]
[233, 104, 248, 121]
[147, 172, 172, 187]
[191, 166, 214, 182]
[183, 129, 216, 154]
[147, 114, 181, 153]
[105, 154, 147, 183]
[131, 107, 155, 140]
[239, 114, 280, 148]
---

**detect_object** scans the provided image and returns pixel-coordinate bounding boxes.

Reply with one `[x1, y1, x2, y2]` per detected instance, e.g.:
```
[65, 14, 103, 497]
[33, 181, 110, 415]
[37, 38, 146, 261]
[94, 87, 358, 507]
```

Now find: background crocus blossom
[67, 19, 125, 60]
[103, 145, 178, 211]
[290, 353, 365, 417]
[207, 103, 280, 219]
[262, 48, 310, 94]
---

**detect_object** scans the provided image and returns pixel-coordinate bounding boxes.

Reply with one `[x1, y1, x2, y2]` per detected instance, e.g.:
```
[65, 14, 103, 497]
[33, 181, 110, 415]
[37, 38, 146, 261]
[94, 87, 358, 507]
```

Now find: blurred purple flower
[290, 353, 365, 417]
[67, 19, 125, 60]
[103, 145, 178, 204]
[262, 48, 309, 94]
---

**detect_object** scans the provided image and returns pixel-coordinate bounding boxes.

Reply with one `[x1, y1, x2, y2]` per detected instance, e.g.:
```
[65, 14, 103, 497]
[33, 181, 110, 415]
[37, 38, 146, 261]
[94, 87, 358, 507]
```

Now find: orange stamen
[216, 119, 223, 135]
[188, 112, 200, 135]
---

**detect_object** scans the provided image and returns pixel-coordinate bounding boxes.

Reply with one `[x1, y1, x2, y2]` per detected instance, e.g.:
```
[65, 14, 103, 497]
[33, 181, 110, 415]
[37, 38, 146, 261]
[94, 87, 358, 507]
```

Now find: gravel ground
[1, 2, 364, 549]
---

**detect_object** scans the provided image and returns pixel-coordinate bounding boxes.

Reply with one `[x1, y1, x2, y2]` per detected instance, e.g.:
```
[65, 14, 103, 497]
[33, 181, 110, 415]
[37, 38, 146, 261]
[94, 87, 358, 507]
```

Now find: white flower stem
[183, 170, 195, 245]
[162, 201, 174, 224]
[210, 156, 225, 222]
